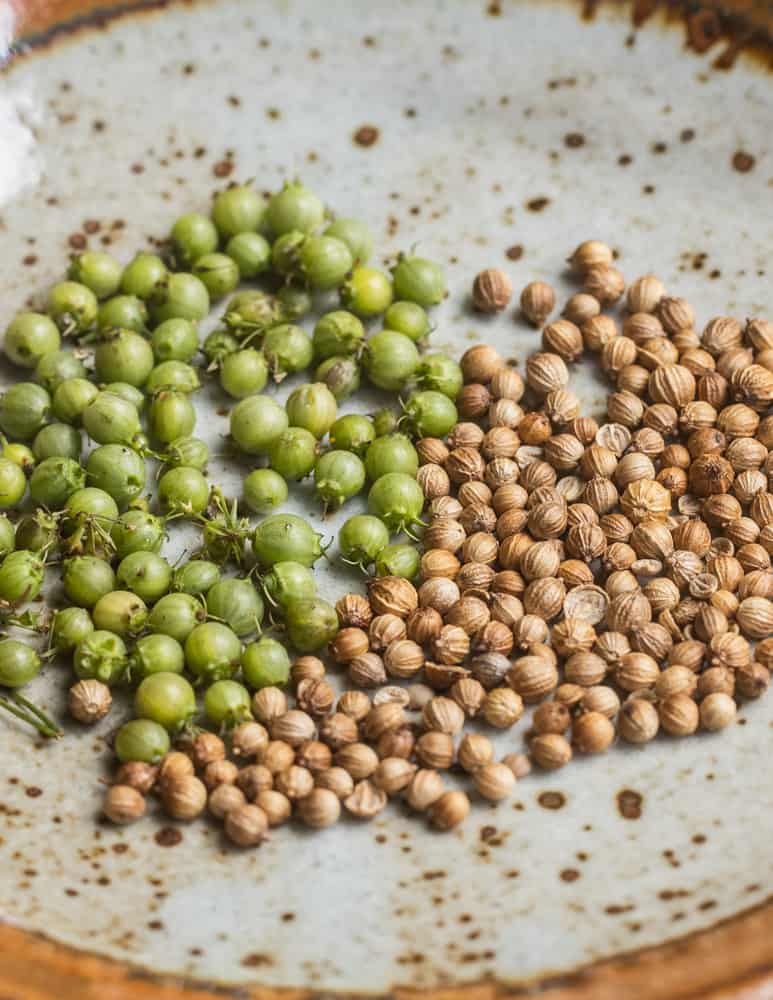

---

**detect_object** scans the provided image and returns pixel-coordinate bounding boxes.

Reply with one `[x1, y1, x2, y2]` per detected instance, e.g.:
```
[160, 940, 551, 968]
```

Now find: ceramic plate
[0, 2, 771, 997]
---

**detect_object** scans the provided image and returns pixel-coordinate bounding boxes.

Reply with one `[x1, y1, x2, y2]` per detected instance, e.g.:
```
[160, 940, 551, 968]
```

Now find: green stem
[0, 693, 63, 739]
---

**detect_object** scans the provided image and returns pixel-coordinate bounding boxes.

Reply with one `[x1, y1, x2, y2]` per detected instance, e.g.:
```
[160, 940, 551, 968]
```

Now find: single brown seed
[368, 612, 407, 651]
[256, 789, 292, 827]
[208, 783, 247, 820]
[114, 761, 157, 795]
[473, 268, 513, 313]
[572, 711, 615, 753]
[584, 264, 625, 304]
[235, 764, 273, 800]
[568, 239, 613, 274]
[319, 712, 359, 749]
[202, 758, 238, 791]
[103, 785, 145, 825]
[460, 344, 504, 383]
[256, 740, 296, 775]
[372, 757, 417, 795]
[298, 787, 342, 828]
[295, 678, 335, 718]
[368, 576, 418, 618]
[337, 690, 373, 724]
[450, 676, 486, 717]
[344, 779, 387, 819]
[406, 607, 444, 645]
[422, 696, 465, 735]
[315, 767, 355, 799]
[520, 280, 555, 326]
[618, 698, 660, 743]
[415, 727, 455, 768]
[68, 679, 112, 724]
[428, 790, 470, 831]
[562, 293, 601, 329]
[251, 687, 288, 725]
[275, 765, 314, 801]
[457, 732, 495, 773]
[161, 775, 207, 821]
[158, 751, 195, 789]
[405, 769, 445, 811]
[473, 762, 517, 801]
[361, 701, 405, 741]
[482, 687, 524, 728]
[335, 595, 373, 631]
[190, 731, 226, 769]
[384, 638, 426, 678]
[507, 656, 558, 702]
[530, 733, 572, 770]
[334, 742, 379, 780]
[329, 627, 370, 664]
[627, 274, 665, 314]
[290, 655, 327, 686]
[348, 651, 387, 688]
[231, 721, 269, 759]
[224, 804, 269, 846]
[659, 693, 700, 736]
[270, 710, 316, 747]
[502, 752, 532, 779]
[295, 739, 333, 773]
[532, 701, 571, 735]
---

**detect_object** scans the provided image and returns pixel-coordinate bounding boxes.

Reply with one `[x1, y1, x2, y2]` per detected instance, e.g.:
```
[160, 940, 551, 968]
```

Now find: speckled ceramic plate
[0, 2, 771, 997]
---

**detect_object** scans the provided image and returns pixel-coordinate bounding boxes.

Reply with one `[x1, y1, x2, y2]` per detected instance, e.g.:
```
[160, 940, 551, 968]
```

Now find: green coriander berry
[192, 252, 240, 301]
[4, 313, 61, 368]
[171, 212, 219, 266]
[285, 382, 337, 438]
[219, 348, 268, 399]
[35, 349, 87, 392]
[47, 280, 98, 333]
[212, 185, 265, 238]
[266, 181, 325, 236]
[391, 254, 446, 306]
[363, 330, 419, 391]
[323, 218, 373, 265]
[225, 231, 271, 278]
[268, 427, 318, 481]
[329, 414, 375, 457]
[241, 637, 291, 689]
[115, 718, 170, 763]
[0, 383, 51, 441]
[97, 294, 148, 334]
[120, 253, 168, 300]
[243, 469, 288, 514]
[341, 266, 393, 318]
[68, 250, 123, 300]
[150, 318, 199, 363]
[230, 395, 288, 456]
[383, 300, 430, 341]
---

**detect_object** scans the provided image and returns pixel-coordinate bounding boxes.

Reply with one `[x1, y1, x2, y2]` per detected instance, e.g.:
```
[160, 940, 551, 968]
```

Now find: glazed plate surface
[0, 0, 771, 993]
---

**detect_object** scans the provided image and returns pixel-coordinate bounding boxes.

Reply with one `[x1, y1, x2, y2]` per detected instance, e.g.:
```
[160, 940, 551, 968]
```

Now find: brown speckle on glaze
[560, 868, 580, 883]
[154, 827, 182, 847]
[353, 125, 379, 147]
[616, 789, 643, 820]
[564, 132, 585, 148]
[537, 791, 566, 810]
[505, 244, 523, 260]
[525, 196, 550, 212]
[732, 150, 755, 172]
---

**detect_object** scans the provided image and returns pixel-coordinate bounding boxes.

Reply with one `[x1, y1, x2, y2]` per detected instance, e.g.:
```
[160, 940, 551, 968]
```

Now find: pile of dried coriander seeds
[0, 183, 771, 847]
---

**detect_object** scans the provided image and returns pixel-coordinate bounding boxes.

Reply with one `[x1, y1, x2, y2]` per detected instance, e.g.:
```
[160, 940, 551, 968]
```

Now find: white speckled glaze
[0, 0, 771, 991]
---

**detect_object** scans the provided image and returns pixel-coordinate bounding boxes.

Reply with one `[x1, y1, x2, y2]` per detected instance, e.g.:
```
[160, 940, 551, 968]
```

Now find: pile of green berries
[0, 179, 456, 767]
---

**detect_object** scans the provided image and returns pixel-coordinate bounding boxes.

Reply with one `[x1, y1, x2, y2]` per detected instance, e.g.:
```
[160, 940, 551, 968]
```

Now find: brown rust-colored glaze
[3, 895, 773, 998]
[11, 0, 773, 59]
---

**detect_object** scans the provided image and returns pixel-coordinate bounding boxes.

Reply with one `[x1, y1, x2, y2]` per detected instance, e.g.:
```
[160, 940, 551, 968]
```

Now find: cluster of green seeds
[0, 179, 458, 771]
